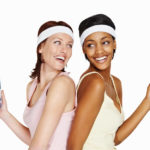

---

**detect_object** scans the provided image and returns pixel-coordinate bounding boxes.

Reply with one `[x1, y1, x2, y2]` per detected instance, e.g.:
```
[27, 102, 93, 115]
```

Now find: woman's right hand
[0, 90, 8, 119]
[144, 84, 150, 111]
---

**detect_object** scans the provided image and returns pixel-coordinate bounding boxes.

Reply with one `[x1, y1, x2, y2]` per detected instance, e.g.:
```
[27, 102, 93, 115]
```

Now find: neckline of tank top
[26, 72, 76, 116]
[104, 91, 123, 115]
[78, 71, 122, 115]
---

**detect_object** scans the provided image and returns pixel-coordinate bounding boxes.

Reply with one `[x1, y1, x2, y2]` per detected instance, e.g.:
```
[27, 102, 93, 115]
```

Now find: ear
[82, 44, 86, 54]
[38, 44, 44, 54]
[38, 48, 42, 54]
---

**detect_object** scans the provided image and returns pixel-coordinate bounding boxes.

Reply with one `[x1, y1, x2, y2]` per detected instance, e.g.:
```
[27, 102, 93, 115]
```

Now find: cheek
[42, 49, 54, 62]
[86, 49, 95, 57]
[67, 50, 72, 59]
[105, 46, 114, 54]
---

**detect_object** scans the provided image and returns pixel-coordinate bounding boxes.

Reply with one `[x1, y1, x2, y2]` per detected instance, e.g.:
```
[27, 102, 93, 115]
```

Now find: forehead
[47, 33, 73, 42]
[85, 32, 113, 41]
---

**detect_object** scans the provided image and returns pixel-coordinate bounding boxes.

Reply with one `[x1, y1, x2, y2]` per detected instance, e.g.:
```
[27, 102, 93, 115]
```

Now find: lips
[55, 56, 65, 61]
[55, 55, 66, 64]
[95, 56, 108, 63]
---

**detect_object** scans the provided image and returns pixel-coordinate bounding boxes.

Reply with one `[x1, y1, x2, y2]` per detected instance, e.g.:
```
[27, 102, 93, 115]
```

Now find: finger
[146, 84, 150, 98]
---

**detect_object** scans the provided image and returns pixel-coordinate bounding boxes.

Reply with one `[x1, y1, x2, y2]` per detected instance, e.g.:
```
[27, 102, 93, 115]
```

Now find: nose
[95, 43, 104, 54]
[59, 43, 67, 54]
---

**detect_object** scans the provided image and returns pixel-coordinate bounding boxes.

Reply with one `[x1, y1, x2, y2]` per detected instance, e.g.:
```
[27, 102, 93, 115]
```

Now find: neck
[39, 63, 61, 87]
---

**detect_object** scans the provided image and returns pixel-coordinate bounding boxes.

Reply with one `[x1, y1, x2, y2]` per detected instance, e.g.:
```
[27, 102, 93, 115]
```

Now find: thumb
[1, 90, 7, 106]
[146, 84, 150, 99]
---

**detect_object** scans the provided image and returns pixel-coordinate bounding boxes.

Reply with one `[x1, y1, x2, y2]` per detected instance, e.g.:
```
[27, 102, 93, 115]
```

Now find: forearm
[115, 98, 149, 145]
[1, 111, 31, 145]
[28, 145, 47, 150]
[67, 139, 83, 150]
[67, 145, 82, 150]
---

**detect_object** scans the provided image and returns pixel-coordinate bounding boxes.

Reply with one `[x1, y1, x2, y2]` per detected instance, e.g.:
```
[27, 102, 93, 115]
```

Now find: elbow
[67, 138, 82, 150]
[19, 133, 31, 146]
[67, 141, 77, 150]
[26, 136, 31, 146]
[67, 144, 81, 150]
[114, 139, 122, 146]
[114, 134, 123, 146]
[28, 143, 48, 150]
[67, 144, 75, 150]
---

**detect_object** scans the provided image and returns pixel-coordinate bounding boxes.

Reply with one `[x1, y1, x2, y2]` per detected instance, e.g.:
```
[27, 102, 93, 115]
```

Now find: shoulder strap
[110, 75, 121, 105]
[77, 71, 104, 91]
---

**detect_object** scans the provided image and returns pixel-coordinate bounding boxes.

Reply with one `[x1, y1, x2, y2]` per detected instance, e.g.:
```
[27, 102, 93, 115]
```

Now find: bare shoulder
[112, 75, 123, 104]
[26, 80, 34, 102]
[26, 80, 34, 92]
[52, 74, 75, 89]
[79, 72, 105, 92]
[45, 74, 75, 109]
[47, 74, 76, 101]
[78, 72, 105, 105]
[111, 75, 122, 89]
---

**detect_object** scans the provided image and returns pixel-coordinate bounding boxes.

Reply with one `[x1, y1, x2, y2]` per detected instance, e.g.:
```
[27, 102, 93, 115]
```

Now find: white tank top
[77, 72, 124, 150]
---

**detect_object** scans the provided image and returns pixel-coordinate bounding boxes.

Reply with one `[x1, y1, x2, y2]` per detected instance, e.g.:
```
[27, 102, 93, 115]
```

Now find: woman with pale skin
[67, 14, 150, 150]
[0, 21, 76, 150]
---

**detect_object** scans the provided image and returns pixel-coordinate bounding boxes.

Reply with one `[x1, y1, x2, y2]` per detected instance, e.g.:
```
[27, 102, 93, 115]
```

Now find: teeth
[96, 56, 107, 61]
[56, 56, 65, 61]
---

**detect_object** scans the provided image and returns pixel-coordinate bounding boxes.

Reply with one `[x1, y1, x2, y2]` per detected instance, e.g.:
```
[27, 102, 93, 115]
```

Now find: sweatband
[37, 26, 73, 46]
[80, 25, 116, 45]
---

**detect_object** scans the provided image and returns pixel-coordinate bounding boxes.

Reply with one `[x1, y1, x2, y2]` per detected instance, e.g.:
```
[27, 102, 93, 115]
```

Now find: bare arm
[28, 75, 75, 150]
[0, 89, 31, 145]
[67, 74, 105, 150]
[114, 78, 150, 145]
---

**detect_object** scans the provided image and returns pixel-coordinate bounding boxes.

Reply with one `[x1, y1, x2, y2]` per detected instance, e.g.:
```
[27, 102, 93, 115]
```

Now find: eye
[67, 44, 73, 49]
[102, 41, 110, 45]
[87, 43, 95, 48]
[54, 40, 61, 45]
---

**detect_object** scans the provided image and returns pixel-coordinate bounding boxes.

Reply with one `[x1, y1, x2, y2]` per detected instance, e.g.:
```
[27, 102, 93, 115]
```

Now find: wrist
[142, 98, 150, 112]
[1, 110, 10, 121]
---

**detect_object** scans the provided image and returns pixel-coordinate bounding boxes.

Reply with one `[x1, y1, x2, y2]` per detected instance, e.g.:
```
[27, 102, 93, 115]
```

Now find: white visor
[80, 25, 116, 45]
[37, 26, 73, 46]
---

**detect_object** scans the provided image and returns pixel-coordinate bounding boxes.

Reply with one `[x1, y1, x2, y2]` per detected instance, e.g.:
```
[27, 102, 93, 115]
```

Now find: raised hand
[145, 84, 150, 98]
[0, 90, 8, 119]
[144, 84, 150, 110]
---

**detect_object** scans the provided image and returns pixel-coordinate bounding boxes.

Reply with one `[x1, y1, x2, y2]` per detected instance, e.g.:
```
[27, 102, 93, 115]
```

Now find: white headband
[37, 26, 74, 46]
[80, 25, 116, 45]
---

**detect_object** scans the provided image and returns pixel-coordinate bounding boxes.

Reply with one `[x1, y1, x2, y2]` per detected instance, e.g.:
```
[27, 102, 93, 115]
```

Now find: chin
[92, 63, 110, 71]
[55, 66, 65, 71]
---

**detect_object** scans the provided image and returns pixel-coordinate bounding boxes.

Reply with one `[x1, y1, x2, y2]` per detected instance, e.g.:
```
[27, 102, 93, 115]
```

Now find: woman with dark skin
[67, 14, 150, 150]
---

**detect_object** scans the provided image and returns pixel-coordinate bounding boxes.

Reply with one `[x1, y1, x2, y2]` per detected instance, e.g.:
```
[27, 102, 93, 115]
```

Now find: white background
[0, 0, 150, 149]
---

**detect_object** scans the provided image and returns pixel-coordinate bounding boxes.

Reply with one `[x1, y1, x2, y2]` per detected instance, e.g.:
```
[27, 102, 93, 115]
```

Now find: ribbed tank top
[77, 72, 124, 150]
[23, 72, 77, 150]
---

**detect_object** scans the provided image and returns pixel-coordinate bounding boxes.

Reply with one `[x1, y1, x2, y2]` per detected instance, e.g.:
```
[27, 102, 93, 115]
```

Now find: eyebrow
[85, 39, 95, 42]
[101, 36, 108, 40]
[54, 37, 63, 40]
[101, 36, 113, 40]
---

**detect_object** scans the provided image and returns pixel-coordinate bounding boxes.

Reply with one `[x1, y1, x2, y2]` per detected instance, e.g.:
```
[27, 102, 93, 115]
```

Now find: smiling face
[38, 33, 73, 71]
[83, 32, 116, 71]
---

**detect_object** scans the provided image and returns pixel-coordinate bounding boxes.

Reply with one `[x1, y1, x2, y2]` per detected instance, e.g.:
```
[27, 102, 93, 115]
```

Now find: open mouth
[95, 56, 107, 63]
[55, 56, 65, 62]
